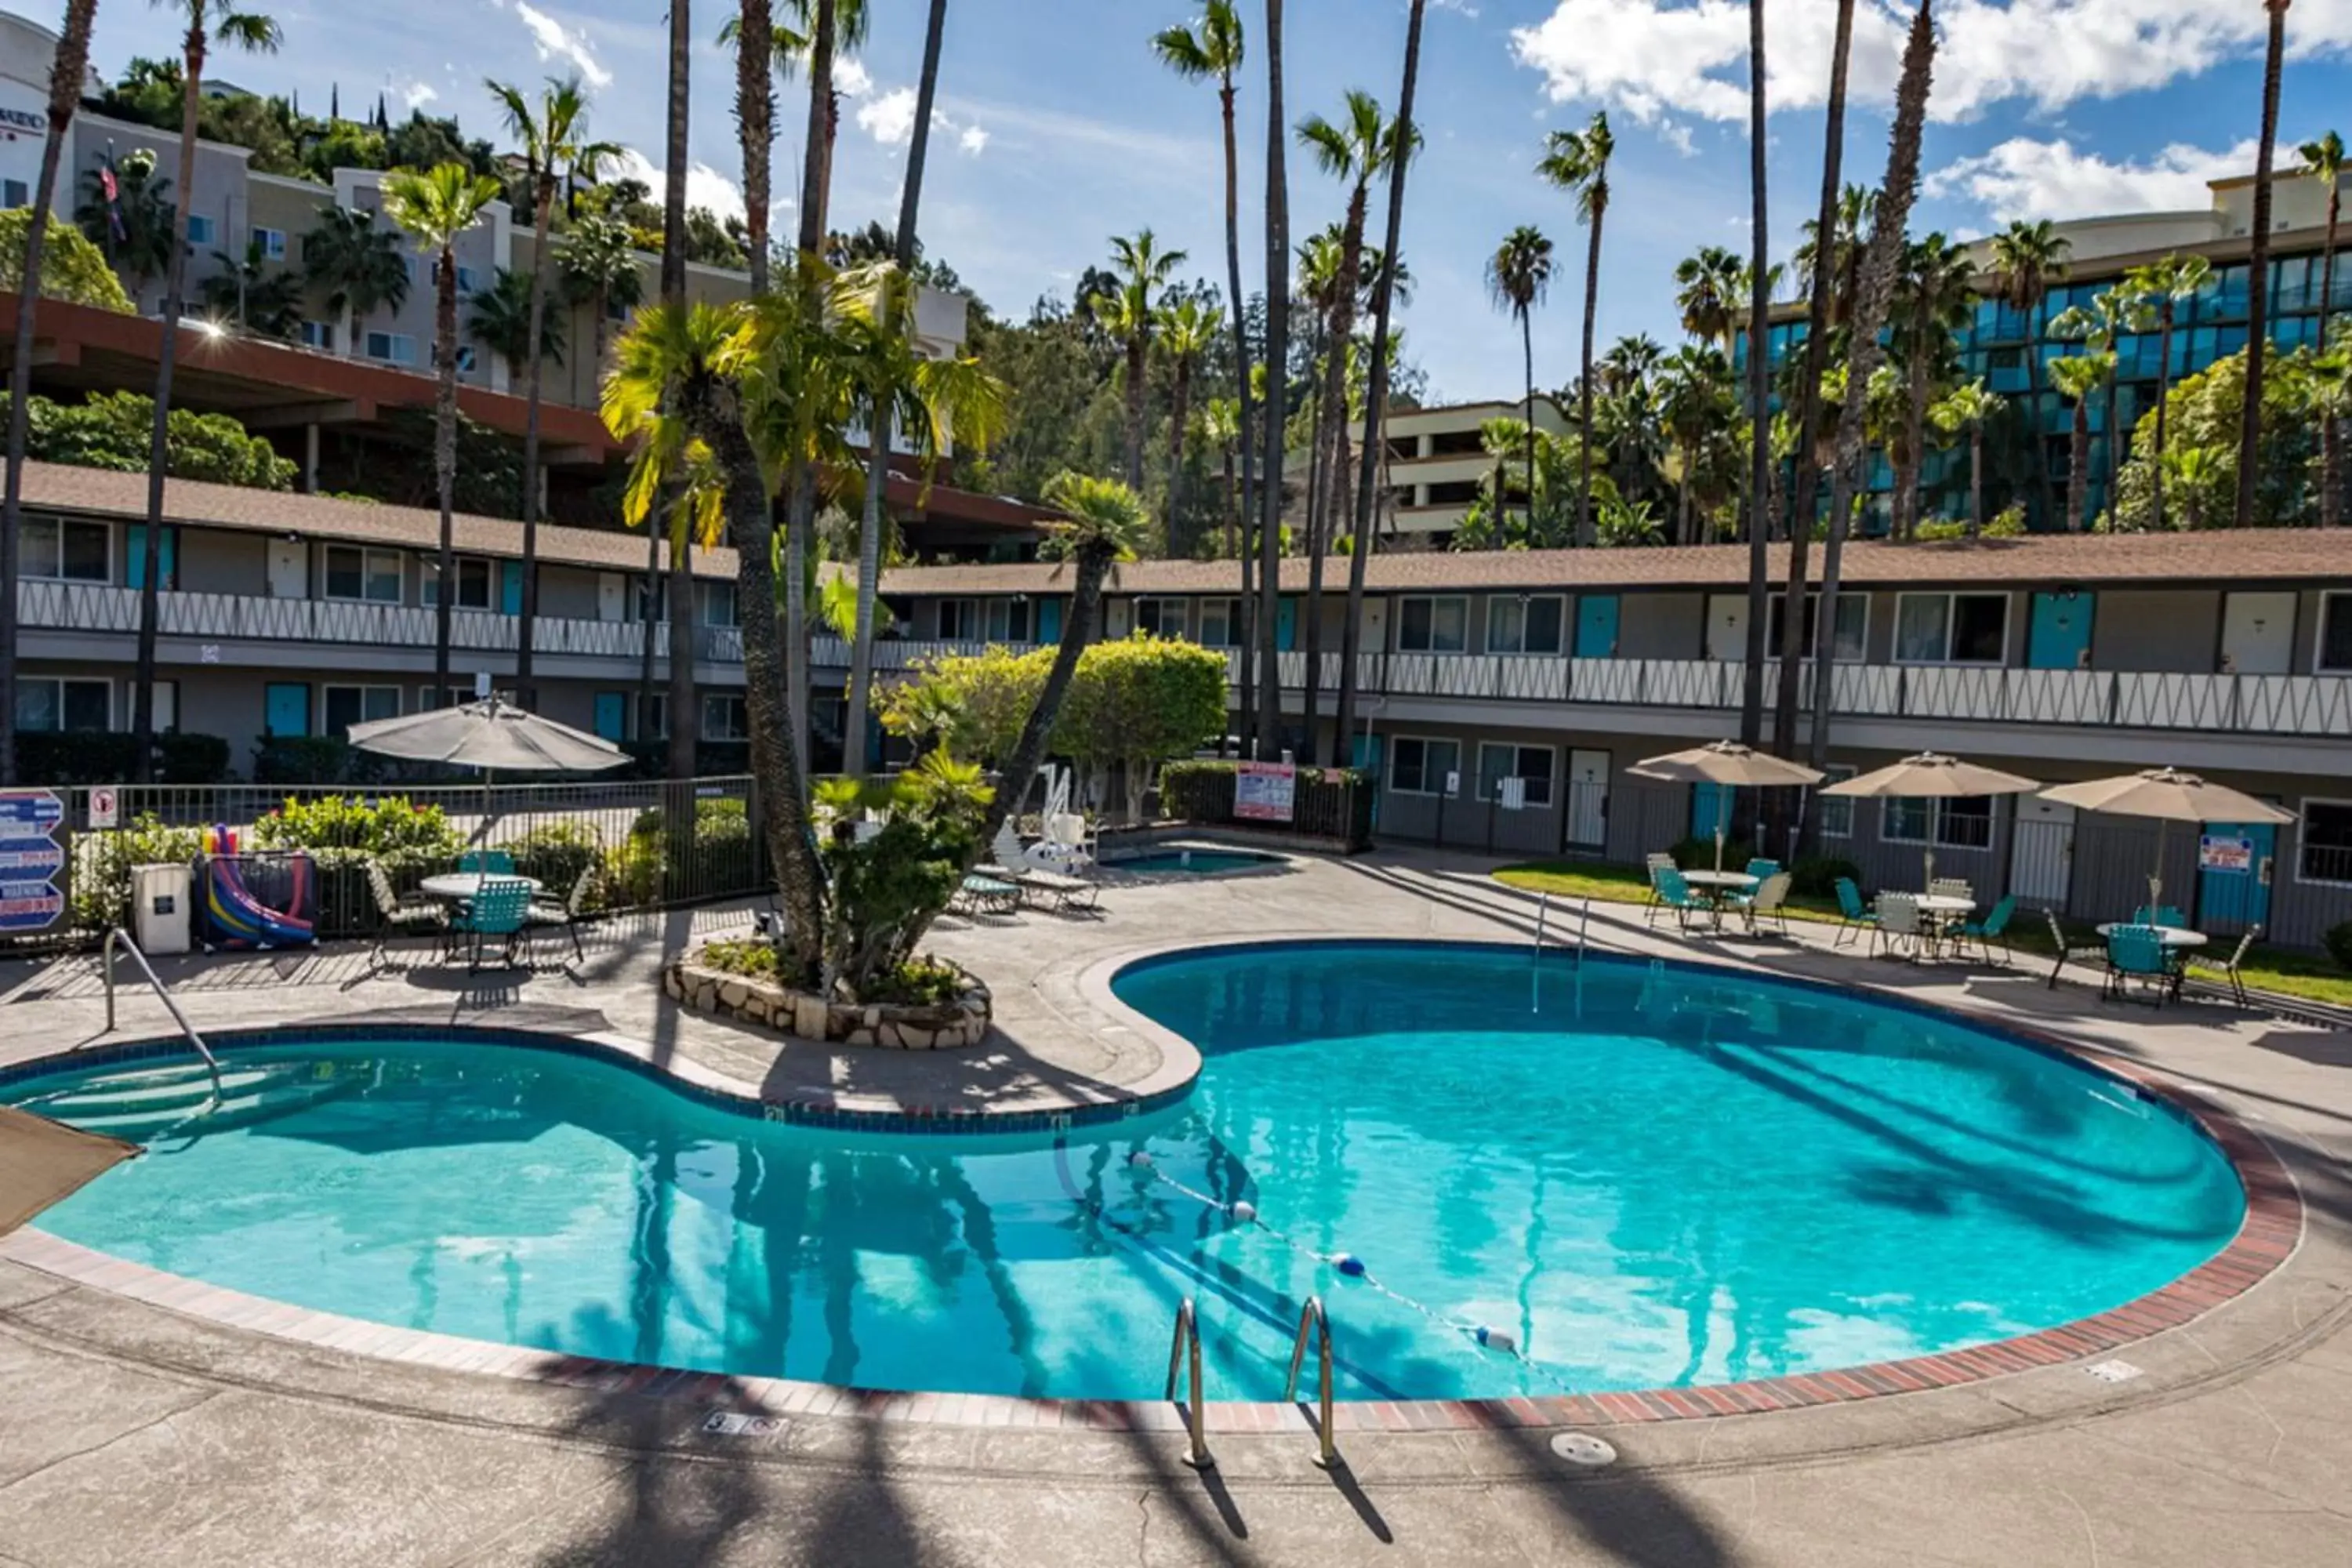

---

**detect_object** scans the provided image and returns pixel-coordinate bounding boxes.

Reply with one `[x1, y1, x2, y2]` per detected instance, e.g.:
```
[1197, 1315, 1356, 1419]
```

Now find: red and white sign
[1235, 761, 1297, 823]
[89, 787, 119, 829]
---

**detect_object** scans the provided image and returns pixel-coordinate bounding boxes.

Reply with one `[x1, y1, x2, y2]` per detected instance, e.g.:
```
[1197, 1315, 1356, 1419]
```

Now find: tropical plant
[2048, 349, 2114, 534]
[1737, 0, 1770, 747]
[1200, 394, 1243, 556]
[1887, 233, 1974, 539]
[466, 265, 565, 376]
[556, 210, 643, 368]
[73, 151, 177, 296]
[1050, 635, 1231, 822]
[649, 0, 693, 769]
[1658, 344, 1737, 543]
[1674, 245, 1744, 354]
[1152, 0, 1257, 750]
[487, 71, 618, 699]
[191, 239, 301, 338]
[2105, 345, 2323, 531]
[1484, 225, 1554, 543]
[1537, 111, 1612, 546]
[132, 0, 282, 781]
[1089, 230, 1187, 494]
[301, 205, 410, 347]
[1930, 379, 2004, 537]
[2121, 253, 2214, 529]
[2240, 0, 2290, 528]
[2160, 445, 2229, 532]
[0, 209, 131, 314]
[1987, 216, 2071, 527]
[383, 162, 504, 710]
[1251, 0, 1291, 760]
[1156, 295, 1223, 555]
[2303, 130, 2346, 350]
[2311, 345, 2350, 529]
[2051, 285, 2157, 523]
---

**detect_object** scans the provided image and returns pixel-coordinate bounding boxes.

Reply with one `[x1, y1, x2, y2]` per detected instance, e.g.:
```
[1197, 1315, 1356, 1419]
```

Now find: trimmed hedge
[16, 731, 231, 786]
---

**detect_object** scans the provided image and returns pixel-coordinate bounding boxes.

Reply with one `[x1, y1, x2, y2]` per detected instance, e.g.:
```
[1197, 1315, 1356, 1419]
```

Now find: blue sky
[71, 0, 2352, 402]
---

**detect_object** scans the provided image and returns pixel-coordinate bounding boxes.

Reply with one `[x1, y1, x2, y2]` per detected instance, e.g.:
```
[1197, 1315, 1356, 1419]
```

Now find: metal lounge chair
[951, 873, 1021, 916]
[1011, 865, 1101, 914]
[1743, 858, 1782, 884]
[2132, 904, 2189, 929]
[1958, 894, 2018, 964]
[1874, 891, 1923, 960]
[450, 877, 533, 971]
[2044, 909, 2107, 989]
[1651, 865, 1712, 932]
[2103, 924, 2171, 1006]
[1833, 877, 1877, 948]
[459, 849, 517, 876]
[526, 866, 597, 964]
[367, 857, 445, 966]
[2190, 926, 2259, 1007]
[1727, 870, 1794, 936]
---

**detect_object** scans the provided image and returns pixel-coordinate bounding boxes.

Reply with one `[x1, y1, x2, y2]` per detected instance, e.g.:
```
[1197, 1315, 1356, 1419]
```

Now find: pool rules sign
[0, 789, 67, 935]
[1235, 761, 1297, 824]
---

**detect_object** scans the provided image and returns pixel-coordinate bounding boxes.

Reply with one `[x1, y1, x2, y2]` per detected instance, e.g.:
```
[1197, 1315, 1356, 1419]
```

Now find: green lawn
[1492, 860, 2352, 1011]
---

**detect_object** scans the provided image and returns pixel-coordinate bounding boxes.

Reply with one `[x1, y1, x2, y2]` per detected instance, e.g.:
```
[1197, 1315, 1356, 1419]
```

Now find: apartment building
[1377, 396, 1571, 546]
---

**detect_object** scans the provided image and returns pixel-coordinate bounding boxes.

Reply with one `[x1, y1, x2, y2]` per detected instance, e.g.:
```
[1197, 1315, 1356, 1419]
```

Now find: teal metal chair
[2132, 904, 2187, 928]
[1651, 866, 1714, 932]
[1743, 858, 1781, 884]
[1958, 894, 2018, 964]
[1833, 877, 1877, 948]
[459, 849, 517, 876]
[450, 877, 533, 971]
[2103, 924, 2171, 1006]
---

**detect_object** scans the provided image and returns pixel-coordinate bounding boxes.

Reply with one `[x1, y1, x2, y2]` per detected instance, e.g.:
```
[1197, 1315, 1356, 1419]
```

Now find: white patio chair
[1874, 891, 1923, 960]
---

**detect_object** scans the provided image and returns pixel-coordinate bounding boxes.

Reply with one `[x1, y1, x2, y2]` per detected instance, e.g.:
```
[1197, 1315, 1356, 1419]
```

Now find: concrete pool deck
[2, 846, 2349, 1565]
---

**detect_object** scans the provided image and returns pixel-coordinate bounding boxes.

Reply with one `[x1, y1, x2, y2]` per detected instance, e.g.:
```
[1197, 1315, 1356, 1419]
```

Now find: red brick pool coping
[0, 1022, 2301, 1437]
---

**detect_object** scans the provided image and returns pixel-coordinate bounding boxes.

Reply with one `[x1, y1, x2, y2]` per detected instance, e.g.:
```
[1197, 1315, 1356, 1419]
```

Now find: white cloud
[399, 79, 438, 112]
[958, 124, 989, 157]
[1510, 0, 2352, 128]
[512, 1, 612, 91]
[612, 147, 753, 223]
[833, 58, 873, 98]
[856, 86, 920, 147]
[1925, 136, 2258, 222]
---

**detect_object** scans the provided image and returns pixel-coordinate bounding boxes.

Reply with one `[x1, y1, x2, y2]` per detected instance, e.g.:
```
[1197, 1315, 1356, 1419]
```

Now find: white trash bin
[131, 862, 192, 956]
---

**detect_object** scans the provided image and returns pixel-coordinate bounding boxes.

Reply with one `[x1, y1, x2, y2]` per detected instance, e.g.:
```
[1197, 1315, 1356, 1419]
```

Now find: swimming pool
[1104, 846, 1283, 877]
[4, 942, 2244, 1404]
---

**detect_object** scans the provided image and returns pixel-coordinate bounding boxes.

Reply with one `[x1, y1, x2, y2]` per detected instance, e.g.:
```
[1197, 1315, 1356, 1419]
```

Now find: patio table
[1913, 892, 1977, 958]
[2096, 924, 2209, 1000]
[419, 873, 544, 903]
[1678, 869, 1757, 931]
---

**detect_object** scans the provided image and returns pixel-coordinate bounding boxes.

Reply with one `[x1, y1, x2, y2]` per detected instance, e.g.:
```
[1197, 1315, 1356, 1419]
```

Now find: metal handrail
[1163, 1297, 1214, 1470]
[102, 928, 223, 1100]
[1533, 892, 1549, 951]
[1283, 1294, 1339, 1470]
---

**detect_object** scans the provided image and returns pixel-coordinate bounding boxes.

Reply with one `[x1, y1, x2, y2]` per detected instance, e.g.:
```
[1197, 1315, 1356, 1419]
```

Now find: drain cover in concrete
[702, 1412, 783, 1437]
[2085, 1359, 2143, 1385]
[1549, 1432, 1618, 1467]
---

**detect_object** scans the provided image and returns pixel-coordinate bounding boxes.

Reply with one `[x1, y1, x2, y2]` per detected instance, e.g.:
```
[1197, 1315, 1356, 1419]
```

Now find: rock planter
[663, 949, 991, 1050]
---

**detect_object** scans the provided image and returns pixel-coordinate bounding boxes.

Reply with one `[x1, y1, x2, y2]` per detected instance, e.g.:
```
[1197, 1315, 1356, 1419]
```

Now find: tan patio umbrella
[1628, 742, 1824, 871]
[2037, 768, 2293, 912]
[348, 693, 630, 845]
[1819, 752, 2042, 890]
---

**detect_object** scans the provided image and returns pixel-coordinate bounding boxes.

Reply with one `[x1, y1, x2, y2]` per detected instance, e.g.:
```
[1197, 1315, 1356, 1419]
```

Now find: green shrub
[868, 955, 964, 1007]
[699, 937, 778, 978]
[1155, 759, 1371, 845]
[1790, 855, 1862, 898]
[252, 735, 376, 785]
[495, 822, 604, 908]
[157, 733, 231, 782]
[71, 811, 204, 931]
[1158, 760, 1237, 821]
[2326, 921, 2352, 974]
[607, 796, 757, 905]
[249, 794, 463, 858]
[1669, 834, 1757, 873]
[16, 731, 140, 786]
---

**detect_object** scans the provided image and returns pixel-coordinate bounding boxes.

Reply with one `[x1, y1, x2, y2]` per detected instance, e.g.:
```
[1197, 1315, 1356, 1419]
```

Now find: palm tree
[1987, 217, 2071, 528]
[1537, 112, 1612, 546]
[728, 0, 776, 294]
[74, 151, 176, 298]
[195, 239, 303, 338]
[978, 472, 1147, 847]
[1157, 295, 1222, 554]
[1152, 0, 1254, 749]
[1334, 0, 1425, 767]
[2303, 131, 2345, 349]
[2048, 350, 2113, 533]
[1889, 234, 1974, 539]
[302, 205, 411, 350]
[844, 0, 950, 780]
[1771, 0, 1858, 762]
[1202, 394, 1242, 555]
[557, 210, 642, 368]
[487, 73, 617, 702]
[1932, 379, 2003, 536]
[644, 0, 692, 770]
[1805, 0, 1936, 788]
[2053, 286, 2155, 524]
[2310, 345, 2350, 528]
[2239, 0, 2290, 529]
[383, 163, 505, 714]
[466, 266, 566, 378]
[2, 0, 98, 786]
[1658, 344, 1733, 543]
[2163, 445, 2225, 532]
[1091, 230, 1187, 492]
[1485, 227, 1555, 540]
[130, 0, 281, 779]
[1674, 245, 1744, 354]
[1737, 0, 1769, 750]
[1254, 0, 1290, 760]
[2123, 252, 2212, 528]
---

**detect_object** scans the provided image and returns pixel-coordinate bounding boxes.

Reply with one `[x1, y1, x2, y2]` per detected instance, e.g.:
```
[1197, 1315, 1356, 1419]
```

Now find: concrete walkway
[2, 847, 2349, 1566]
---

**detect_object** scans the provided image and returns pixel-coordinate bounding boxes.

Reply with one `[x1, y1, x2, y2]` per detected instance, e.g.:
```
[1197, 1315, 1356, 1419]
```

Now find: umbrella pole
[1923, 847, 1934, 894]
[1715, 815, 1726, 874]
[2149, 819, 2165, 916]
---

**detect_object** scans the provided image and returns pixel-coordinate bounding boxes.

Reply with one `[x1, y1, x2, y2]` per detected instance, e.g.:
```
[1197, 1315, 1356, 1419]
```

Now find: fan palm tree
[1538, 112, 1612, 546]
[1152, 0, 1255, 748]
[1988, 217, 2071, 527]
[1889, 233, 1974, 539]
[2162, 445, 2226, 532]
[1157, 295, 1223, 554]
[1334, 0, 1425, 766]
[2303, 131, 2345, 349]
[2048, 349, 2113, 533]
[1674, 245, 1744, 354]
[302, 205, 411, 349]
[2122, 252, 2212, 528]
[843, 0, 950, 780]
[195, 239, 303, 339]
[1932, 379, 2003, 536]
[383, 163, 505, 713]
[2052, 286, 2155, 524]
[2, 0, 97, 786]
[466, 265, 566, 378]
[487, 72, 617, 699]
[1485, 226, 1554, 539]
[1090, 230, 1188, 492]
[557, 210, 642, 368]
[73, 151, 176, 298]
[978, 471, 1147, 848]
[1252, 0, 1292, 759]
[132, 0, 281, 780]
[2310, 345, 2350, 528]
[644, 0, 693, 768]
[725, 2, 776, 293]
[1201, 394, 1243, 555]
[1658, 344, 1733, 544]
[2239, 0, 2290, 528]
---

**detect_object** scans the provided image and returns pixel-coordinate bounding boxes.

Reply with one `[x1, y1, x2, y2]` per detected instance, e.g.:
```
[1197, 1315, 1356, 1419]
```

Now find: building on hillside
[1750, 165, 2349, 532]
[1378, 396, 1570, 547]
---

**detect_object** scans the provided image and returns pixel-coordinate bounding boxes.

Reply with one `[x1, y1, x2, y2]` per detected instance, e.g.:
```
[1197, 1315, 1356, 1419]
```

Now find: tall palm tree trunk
[1968, 420, 1984, 535]
[430, 245, 459, 707]
[2236, 0, 2286, 529]
[978, 545, 1115, 850]
[132, 22, 209, 782]
[1521, 310, 1537, 533]
[646, 0, 690, 757]
[785, 0, 840, 780]
[1253, 0, 1289, 760]
[2067, 397, 2089, 533]
[846, 0, 948, 778]
[739, 0, 775, 297]
[1737, 0, 1771, 750]
[1166, 358, 1193, 550]
[1221, 430, 1237, 557]
[1, 0, 96, 786]
[1334, 0, 1424, 768]
[2028, 295, 2056, 530]
[1898, 350, 1930, 539]
[1218, 63, 1258, 756]
[516, 176, 555, 704]
[2151, 303, 2175, 528]
[1123, 336, 1148, 491]
[1574, 214, 1600, 546]
[1773, 0, 1857, 759]
[2102, 375, 2121, 526]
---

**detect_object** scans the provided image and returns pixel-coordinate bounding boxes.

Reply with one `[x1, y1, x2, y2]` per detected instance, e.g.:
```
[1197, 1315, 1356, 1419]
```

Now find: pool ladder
[1162, 1294, 1344, 1472]
[101, 927, 223, 1104]
[1533, 895, 1592, 960]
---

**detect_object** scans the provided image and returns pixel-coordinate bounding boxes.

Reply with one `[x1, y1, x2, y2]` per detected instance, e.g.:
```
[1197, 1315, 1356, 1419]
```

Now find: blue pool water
[5, 942, 2241, 1403]
[1106, 848, 1283, 877]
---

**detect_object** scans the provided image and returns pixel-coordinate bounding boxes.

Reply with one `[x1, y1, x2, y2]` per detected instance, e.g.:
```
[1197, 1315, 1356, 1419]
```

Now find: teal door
[592, 692, 626, 742]
[1691, 782, 1730, 840]
[1574, 594, 1619, 657]
[1036, 597, 1062, 644]
[264, 682, 310, 737]
[1351, 732, 1383, 829]
[500, 561, 524, 615]
[2197, 822, 2276, 931]
[2027, 590, 2094, 669]
[125, 525, 176, 590]
[1276, 596, 1297, 652]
